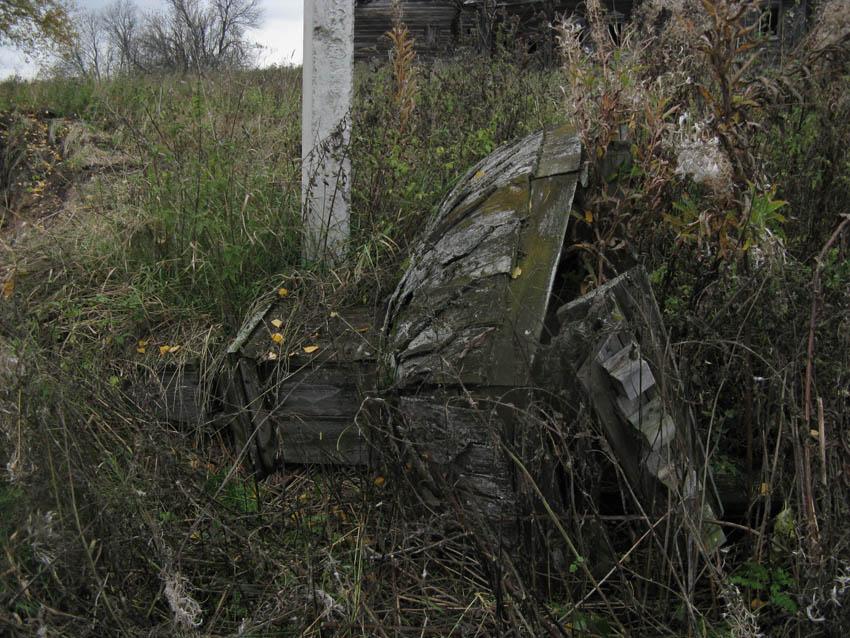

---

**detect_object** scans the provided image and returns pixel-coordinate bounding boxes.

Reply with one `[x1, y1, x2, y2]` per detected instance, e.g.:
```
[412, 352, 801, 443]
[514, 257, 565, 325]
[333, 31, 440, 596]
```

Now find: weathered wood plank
[539, 267, 726, 550]
[225, 296, 379, 475]
[386, 124, 582, 388]
[272, 418, 369, 465]
[133, 363, 205, 425]
[397, 393, 517, 522]
[355, 0, 458, 60]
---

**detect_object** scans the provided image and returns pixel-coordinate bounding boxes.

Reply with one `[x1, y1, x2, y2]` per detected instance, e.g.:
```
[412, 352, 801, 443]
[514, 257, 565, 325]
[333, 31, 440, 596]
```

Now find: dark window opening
[760, 5, 781, 38]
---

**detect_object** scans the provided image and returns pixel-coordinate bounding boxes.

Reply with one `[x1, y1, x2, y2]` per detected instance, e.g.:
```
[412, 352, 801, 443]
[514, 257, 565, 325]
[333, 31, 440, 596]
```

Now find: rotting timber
[157, 124, 725, 566]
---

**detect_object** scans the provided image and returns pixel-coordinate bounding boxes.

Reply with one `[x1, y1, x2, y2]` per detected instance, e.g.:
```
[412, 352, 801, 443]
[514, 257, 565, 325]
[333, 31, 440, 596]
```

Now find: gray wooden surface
[385, 123, 583, 533]
[226, 300, 378, 476]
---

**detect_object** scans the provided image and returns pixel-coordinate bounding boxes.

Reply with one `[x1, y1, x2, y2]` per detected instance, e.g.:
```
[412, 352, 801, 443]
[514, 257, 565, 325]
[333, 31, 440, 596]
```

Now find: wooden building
[354, 0, 810, 63]
[354, 0, 460, 61]
[354, 0, 637, 62]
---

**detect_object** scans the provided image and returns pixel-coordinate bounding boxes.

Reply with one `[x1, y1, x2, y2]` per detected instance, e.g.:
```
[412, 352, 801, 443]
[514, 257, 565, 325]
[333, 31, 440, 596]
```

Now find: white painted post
[302, 0, 355, 263]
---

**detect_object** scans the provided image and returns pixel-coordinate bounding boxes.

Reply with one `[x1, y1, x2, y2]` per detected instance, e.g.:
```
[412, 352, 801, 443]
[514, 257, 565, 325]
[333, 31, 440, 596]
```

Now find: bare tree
[208, 0, 263, 67]
[139, 0, 262, 72]
[61, 8, 114, 79]
[102, 0, 142, 73]
[54, 0, 262, 78]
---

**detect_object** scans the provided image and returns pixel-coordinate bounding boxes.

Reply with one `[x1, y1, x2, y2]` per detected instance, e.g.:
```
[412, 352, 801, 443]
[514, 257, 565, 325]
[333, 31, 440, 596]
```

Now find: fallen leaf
[270, 318, 283, 328]
[159, 345, 171, 355]
[271, 332, 284, 344]
[474, 170, 486, 179]
[302, 345, 319, 354]
[2, 277, 14, 300]
[329, 311, 339, 318]
[759, 482, 770, 496]
[584, 209, 594, 224]
[277, 287, 289, 297]
[373, 476, 386, 488]
[511, 266, 523, 279]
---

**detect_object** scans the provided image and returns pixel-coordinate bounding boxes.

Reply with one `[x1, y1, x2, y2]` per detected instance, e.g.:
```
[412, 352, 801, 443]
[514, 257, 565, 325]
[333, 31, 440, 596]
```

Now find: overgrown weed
[0, 2, 849, 633]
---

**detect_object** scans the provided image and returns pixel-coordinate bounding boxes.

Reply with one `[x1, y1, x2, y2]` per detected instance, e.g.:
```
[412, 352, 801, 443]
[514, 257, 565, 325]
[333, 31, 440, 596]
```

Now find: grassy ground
[1, 13, 850, 635]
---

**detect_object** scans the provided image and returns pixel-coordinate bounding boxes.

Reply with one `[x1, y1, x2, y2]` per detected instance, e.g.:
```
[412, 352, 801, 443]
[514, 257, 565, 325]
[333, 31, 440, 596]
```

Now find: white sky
[0, 0, 304, 79]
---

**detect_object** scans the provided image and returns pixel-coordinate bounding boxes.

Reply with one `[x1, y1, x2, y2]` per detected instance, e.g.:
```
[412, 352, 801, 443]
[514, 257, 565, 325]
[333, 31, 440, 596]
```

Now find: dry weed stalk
[387, 0, 417, 135]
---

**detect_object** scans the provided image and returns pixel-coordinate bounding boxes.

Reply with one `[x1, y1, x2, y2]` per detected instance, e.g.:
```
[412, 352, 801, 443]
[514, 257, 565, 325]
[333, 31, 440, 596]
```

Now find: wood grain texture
[539, 267, 726, 550]
[225, 299, 379, 476]
[383, 124, 583, 542]
[386, 124, 581, 388]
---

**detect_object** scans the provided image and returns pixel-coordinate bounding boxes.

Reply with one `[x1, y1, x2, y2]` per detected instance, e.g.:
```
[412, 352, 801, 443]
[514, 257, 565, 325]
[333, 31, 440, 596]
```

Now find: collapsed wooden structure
[208, 124, 725, 559]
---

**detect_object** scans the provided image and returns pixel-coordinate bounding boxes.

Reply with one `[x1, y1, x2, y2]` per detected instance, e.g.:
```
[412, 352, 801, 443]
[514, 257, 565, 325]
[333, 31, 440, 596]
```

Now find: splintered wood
[213, 123, 726, 564]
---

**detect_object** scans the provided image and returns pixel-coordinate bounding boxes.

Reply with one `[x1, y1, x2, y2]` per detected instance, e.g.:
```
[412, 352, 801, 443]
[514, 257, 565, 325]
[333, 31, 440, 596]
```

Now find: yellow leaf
[2, 277, 14, 300]
[750, 598, 765, 611]
[159, 345, 171, 355]
[277, 287, 289, 297]
[190, 531, 201, 542]
[271, 332, 284, 344]
[759, 482, 770, 496]
[584, 210, 594, 224]
[373, 476, 386, 488]
[809, 429, 820, 440]
[511, 266, 522, 280]
[302, 345, 319, 354]
[270, 318, 283, 328]
[474, 170, 486, 180]
[136, 347, 146, 354]
[329, 311, 339, 318]
[168, 345, 181, 354]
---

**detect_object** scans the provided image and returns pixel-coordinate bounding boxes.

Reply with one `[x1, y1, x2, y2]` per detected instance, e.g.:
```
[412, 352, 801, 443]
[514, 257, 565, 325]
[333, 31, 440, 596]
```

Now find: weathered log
[225, 298, 378, 477]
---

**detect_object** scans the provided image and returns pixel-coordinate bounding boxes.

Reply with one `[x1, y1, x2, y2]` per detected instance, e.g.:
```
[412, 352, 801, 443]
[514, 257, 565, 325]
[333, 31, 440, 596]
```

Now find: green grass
[0, 38, 849, 635]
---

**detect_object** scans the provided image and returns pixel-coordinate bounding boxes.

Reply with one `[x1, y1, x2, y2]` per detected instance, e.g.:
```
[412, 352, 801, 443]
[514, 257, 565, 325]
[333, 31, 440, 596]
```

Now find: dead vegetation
[1, 1, 850, 636]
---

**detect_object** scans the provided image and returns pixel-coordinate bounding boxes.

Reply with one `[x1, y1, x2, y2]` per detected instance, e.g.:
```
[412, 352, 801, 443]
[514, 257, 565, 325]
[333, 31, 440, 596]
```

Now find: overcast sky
[0, 0, 304, 79]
